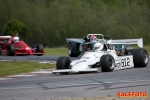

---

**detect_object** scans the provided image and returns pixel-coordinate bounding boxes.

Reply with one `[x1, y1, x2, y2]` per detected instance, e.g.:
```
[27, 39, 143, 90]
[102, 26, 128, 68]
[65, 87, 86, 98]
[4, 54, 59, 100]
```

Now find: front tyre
[132, 48, 149, 67]
[56, 56, 71, 74]
[68, 43, 79, 57]
[100, 54, 115, 72]
[36, 44, 44, 52]
[36, 44, 44, 56]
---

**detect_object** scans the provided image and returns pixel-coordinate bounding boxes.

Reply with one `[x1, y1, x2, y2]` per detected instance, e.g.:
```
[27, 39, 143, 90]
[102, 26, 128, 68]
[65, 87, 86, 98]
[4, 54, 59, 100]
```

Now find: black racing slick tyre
[56, 56, 71, 69]
[56, 56, 71, 74]
[100, 54, 115, 72]
[36, 44, 44, 56]
[132, 48, 149, 67]
[7, 45, 15, 56]
[68, 43, 79, 57]
[36, 44, 44, 52]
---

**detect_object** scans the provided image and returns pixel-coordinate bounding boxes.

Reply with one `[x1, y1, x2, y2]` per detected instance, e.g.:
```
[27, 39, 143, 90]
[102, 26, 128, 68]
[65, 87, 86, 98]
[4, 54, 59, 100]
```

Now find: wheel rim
[64, 59, 71, 69]
[143, 52, 149, 64]
[108, 57, 115, 69]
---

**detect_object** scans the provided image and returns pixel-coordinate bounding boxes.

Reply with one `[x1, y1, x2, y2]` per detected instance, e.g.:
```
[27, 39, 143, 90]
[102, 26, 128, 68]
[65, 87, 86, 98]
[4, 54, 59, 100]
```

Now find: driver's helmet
[13, 36, 19, 43]
[93, 43, 104, 51]
[90, 35, 97, 42]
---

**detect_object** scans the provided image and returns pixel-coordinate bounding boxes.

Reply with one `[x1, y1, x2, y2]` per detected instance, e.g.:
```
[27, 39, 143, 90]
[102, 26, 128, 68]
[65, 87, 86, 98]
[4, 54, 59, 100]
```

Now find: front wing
[107, 38, 143, 48]
[15, 51, 44, 55]
[52, 68, 98, 74]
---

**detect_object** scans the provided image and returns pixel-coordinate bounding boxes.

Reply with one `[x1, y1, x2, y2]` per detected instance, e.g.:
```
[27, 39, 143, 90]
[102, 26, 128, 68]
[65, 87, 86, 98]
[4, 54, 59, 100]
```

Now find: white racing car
[52, 34, 149, 74]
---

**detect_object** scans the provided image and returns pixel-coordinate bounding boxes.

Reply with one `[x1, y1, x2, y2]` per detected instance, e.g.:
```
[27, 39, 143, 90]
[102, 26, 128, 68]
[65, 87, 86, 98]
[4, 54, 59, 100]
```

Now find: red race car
[0, 34, 44, 56]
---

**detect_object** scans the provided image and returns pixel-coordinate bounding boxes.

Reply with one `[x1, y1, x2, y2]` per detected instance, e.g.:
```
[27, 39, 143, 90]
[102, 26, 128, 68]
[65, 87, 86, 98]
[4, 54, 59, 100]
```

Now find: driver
[116, 47, 127, 56]
[13, 36, 19, 43]
[92, 43, 104, 52]
[90, 35, 97, 42]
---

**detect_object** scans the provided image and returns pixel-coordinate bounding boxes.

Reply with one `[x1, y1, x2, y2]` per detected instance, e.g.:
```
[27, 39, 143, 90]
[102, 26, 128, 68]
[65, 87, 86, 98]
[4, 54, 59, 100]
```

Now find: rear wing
[66, 38, 83, 44]
[107, 38, 143, 48]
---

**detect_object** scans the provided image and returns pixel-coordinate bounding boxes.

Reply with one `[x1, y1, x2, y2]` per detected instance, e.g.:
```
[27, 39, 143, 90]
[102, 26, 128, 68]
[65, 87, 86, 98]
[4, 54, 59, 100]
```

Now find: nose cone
[71, 62, 88, 73]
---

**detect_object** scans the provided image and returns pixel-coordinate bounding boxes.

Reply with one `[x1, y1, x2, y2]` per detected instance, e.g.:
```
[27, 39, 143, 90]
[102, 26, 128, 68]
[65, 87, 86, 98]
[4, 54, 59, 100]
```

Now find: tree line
[0, 0, 150, 47]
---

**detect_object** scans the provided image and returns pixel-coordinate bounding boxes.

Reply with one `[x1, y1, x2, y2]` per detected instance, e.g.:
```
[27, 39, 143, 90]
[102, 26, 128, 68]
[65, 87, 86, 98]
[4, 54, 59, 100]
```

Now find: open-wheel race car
[0, 34, 44, 56]
[52, 35, 149, 74]
[66, 34, 131, 57]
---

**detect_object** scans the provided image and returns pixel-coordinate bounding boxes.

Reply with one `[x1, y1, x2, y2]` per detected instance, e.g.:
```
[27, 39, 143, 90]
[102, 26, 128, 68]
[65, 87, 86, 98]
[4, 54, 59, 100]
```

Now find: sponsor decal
[116, 92, 148, 98]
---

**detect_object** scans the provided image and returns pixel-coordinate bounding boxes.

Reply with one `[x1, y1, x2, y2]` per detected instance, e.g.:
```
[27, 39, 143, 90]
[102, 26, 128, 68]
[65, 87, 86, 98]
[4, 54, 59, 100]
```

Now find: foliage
[0, 0, 150, 46]
[3, 19, 30, 40]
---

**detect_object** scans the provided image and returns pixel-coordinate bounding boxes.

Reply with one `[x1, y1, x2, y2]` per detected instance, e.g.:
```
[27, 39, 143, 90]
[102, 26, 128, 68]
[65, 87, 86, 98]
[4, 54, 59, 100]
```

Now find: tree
[3, 19, 30, 40]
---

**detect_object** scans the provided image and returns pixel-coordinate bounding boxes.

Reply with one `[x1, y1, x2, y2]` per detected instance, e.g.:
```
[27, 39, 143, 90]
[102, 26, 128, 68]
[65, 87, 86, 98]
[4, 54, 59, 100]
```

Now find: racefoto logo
[117, 92, 148, 98]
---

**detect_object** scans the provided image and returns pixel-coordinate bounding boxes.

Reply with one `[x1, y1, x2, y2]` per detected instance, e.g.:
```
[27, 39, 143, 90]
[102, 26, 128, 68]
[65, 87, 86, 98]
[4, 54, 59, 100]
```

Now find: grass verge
[143, 45, 150, 54]
[44, 47, 68, 56]
[131, 45, 150, 54]
[0, 61, 55, 77]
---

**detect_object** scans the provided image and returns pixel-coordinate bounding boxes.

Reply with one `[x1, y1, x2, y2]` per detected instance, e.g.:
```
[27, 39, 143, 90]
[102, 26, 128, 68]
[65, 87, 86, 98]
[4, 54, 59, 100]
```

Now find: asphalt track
[0, 55, 150, 100]
[0, 55, 79, 62]
[0, 55, 60, 62]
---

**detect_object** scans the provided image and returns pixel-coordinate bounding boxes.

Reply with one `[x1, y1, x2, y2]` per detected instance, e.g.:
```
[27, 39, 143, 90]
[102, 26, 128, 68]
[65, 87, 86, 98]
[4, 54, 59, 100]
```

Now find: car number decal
[115, 58, 130, 68]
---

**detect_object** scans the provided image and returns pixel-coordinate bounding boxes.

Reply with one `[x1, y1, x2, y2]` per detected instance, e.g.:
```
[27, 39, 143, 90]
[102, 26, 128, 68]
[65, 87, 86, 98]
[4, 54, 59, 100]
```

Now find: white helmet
[13, 36, 19, 43]
[93, 43, 104, 51]
[90, 35, 97, 42]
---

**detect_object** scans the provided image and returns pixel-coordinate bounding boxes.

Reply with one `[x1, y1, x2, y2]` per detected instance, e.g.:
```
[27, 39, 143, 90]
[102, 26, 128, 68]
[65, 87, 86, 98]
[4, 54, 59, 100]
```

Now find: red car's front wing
[14, 49, 44, 55]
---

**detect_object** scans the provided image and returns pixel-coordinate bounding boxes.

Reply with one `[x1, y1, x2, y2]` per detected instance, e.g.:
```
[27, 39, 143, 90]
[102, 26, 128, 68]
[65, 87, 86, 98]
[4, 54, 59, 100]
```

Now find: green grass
[0, 61, 55, 77]
[143, 45, 150, 54]
[44, 47, 68, 55]
[131, 45, 150, 54]
[0, 47, 68, 77]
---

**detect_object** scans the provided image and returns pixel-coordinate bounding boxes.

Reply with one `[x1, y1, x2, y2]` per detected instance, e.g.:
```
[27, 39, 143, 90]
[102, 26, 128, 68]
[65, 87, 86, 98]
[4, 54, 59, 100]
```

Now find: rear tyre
[68, 43, 79, 57]
[36, 44, 43, 52]
[132, 48, 149, 67]
[100, 54, 115, 72]
[56, 56, 71, 74]
[7, 45, 15, 56]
